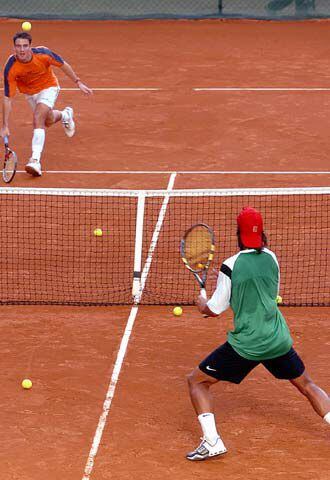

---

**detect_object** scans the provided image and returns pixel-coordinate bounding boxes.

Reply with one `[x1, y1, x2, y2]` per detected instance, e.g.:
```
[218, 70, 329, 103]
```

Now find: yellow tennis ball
[276, 295, 283, 304]
[173, 306, 183, 316]
[22, 378, 32, 389]
[93, 228, 103, 237]
[22, 21, 32, 32]
[197, 263, 205, 269]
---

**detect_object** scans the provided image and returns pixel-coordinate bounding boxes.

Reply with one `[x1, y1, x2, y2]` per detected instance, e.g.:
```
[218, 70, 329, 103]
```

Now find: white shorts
[26, 86, 60, 111]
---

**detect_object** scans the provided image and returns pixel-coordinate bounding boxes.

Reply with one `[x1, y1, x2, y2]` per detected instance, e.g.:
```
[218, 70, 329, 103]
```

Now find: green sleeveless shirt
[207, 248, 293, 361]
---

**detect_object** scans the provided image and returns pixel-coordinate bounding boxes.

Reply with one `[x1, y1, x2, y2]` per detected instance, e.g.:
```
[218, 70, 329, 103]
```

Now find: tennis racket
[180, 223, 215, 299]
[2, 136, 17, 183]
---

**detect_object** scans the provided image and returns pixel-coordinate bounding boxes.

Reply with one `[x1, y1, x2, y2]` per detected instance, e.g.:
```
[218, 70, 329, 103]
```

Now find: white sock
[31, 128, 45, 162]
[323, 412, 330, 424]
[198, 413, 220, 445]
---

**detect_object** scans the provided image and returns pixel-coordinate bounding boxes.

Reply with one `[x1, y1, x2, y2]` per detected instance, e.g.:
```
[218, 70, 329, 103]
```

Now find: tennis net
[0, 187, 328, 306]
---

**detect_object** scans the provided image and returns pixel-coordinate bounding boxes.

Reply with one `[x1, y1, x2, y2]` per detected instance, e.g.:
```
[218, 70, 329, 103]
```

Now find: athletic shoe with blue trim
[186, 437, 227, 461]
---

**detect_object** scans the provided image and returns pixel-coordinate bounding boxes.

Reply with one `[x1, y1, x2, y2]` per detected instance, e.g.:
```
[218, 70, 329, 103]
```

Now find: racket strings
[3, 149, 17, 183]
[184, 227, 213, 270]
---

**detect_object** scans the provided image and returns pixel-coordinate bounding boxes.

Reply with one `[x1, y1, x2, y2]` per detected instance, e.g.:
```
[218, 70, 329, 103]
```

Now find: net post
[132, 192, 146, 301]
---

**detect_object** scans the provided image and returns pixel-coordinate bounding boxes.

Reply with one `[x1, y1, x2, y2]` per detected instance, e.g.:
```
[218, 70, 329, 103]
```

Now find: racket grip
[200, 289, 209, 317]
[200, 288, 207, 299]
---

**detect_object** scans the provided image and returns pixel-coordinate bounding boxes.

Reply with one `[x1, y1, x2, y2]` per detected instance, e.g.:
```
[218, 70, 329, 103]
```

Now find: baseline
[14, 170, 330, 175]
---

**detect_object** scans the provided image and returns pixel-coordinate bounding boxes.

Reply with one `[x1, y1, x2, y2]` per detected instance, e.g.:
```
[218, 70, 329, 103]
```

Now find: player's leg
[186, 367, 227, 461]
[186, 342, 258, 461]
[45, 107, 75, 135]
[290, 370, 330, 421]
[263, 347, 330, 423]
[45, 107, 74, 137]
[25, 87, 60, 176]
[41, 87, 75, 136]
[187, 367, 218, 415]
[45, 109, 62, 127]
[36, 86, 67, 129]
[25, 101, 49, 176]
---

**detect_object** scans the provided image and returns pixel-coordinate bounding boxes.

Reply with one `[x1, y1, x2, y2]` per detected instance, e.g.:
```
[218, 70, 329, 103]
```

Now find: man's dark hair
[13, 32, 32, 45]
[237, 229, 268, 254]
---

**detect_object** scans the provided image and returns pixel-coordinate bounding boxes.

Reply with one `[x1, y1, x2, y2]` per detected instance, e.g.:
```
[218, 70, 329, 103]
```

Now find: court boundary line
[62, 88, 161, 91]
[0, 87, 160, 92]
[58, 87, 330, 92]
[14, 170, 330, 175]
[193, 87, 330, 91]
[2, 87, 330, 92]
[81, 173, 177, 480]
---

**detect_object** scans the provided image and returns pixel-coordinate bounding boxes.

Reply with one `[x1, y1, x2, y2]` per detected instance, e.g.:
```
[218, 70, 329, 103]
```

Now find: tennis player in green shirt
[186, 206, 330, 461]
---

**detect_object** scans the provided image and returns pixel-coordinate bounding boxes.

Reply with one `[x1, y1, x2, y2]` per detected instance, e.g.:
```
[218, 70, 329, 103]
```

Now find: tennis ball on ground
[276, 295, 283, 304]
[22, 378, 32, 389]
[93, 228, 103, 237]
[22, 21, 32, 32]
[173, 306, 183, 316]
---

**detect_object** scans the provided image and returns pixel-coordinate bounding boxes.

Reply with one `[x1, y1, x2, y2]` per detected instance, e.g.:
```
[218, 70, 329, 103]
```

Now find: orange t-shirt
[4, 46, 64, 97]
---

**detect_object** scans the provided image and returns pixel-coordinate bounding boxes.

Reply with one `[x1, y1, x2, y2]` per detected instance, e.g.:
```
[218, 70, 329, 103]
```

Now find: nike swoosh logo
[206, 366, 217, 371]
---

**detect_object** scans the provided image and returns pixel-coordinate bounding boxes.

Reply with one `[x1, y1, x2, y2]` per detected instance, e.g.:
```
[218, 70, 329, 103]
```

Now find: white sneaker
[25, 158, 42, 177]
[62, 106, 75, 137]
[186, 437, 227, 461]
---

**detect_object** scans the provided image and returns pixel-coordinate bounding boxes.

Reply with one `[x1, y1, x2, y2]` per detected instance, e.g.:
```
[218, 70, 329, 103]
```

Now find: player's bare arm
[196, 293, 217, 317]
[60, 61, 93, 96]
[1, 96, 12, 138]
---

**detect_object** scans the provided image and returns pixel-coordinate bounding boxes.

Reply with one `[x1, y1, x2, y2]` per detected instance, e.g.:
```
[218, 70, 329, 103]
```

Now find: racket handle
[200, 288, 209, 317]
[200, 288, 207, 299]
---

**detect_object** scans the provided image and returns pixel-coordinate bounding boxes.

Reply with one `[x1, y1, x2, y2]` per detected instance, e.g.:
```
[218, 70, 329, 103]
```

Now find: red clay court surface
[0, 18, 329, 480]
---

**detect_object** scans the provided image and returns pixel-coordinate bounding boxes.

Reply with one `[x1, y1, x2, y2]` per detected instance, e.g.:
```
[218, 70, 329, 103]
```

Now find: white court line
[0, 87, 160, 92]
[3, 87, 330, 92]
[81, 305, 138, 480]
[194, 87, 330, 91]
[57, 87, 160, 91]
[136, 172, 176, 301]
[82, 172, 177, 480]
[15, 170, 330, 175]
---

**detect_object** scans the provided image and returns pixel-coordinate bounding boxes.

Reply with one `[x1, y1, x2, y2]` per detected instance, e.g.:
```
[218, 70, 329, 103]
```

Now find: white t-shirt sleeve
[206, 252, 241, 315]
[206, 269, 231, 315]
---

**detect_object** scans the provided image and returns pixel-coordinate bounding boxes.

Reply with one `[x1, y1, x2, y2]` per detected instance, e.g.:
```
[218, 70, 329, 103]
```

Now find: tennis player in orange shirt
[1, 32, 93, 177]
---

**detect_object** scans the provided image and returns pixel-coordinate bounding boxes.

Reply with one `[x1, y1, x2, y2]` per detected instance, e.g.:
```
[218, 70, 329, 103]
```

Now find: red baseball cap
[237, 207, 263, 248]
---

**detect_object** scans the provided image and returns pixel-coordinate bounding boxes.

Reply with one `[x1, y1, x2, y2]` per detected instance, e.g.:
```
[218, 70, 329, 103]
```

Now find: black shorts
[199, 341, 305, 384]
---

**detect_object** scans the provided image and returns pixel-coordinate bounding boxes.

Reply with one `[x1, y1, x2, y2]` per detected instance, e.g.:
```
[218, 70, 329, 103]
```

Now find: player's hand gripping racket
[2, 136, 17, 183]
[180, 223, 215, 299]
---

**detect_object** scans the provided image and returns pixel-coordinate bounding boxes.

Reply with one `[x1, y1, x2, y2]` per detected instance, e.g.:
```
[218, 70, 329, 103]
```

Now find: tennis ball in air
[276, 295, 283, 304]
[173, 306, 183, 316]
[93, 228, 103, 237]
[22, 378, 32, 389]
[22, 21, 32, 32]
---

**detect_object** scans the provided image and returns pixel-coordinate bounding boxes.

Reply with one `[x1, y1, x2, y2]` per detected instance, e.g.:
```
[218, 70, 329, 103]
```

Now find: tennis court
[0, 17, 329, 480]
